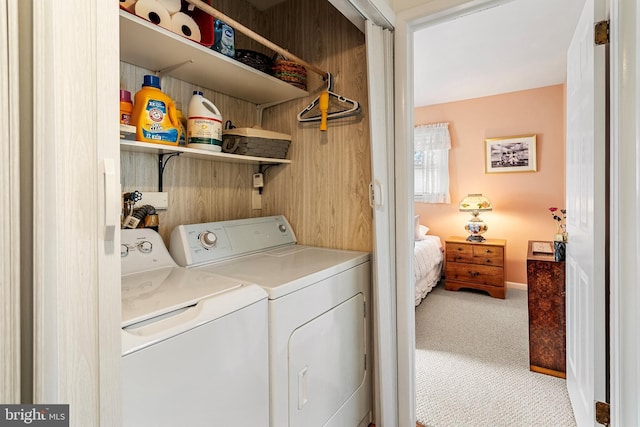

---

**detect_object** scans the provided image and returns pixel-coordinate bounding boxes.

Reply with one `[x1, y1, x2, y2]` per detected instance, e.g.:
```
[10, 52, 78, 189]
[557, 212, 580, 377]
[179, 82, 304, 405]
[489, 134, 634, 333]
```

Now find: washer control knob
[278, 224, 287, 233]
[199, 231, 217, 249]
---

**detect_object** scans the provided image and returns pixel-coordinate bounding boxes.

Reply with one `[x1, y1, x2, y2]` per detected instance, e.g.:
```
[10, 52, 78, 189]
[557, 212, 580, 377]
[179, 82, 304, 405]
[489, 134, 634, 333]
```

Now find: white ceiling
[413, 0, 586, 107]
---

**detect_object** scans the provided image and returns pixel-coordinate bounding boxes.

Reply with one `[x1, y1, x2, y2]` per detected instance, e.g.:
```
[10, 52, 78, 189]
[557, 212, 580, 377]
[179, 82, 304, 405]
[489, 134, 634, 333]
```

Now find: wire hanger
[297, 73, 361, 131]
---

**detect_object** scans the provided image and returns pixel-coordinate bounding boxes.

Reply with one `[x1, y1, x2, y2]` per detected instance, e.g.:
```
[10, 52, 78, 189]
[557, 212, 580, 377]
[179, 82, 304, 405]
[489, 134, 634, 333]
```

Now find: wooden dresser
[444, 236, 506, 299]
[526, 240, 566, 378]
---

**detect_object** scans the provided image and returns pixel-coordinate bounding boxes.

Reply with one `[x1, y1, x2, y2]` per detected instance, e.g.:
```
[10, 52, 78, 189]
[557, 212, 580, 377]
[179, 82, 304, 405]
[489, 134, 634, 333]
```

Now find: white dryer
[121, 228, 269, 427]
[170, 216, 372, 427]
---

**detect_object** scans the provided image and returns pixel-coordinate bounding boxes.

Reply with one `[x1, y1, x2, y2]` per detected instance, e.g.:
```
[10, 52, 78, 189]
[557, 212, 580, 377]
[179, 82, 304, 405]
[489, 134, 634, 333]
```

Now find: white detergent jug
[187, 91, 223, 152]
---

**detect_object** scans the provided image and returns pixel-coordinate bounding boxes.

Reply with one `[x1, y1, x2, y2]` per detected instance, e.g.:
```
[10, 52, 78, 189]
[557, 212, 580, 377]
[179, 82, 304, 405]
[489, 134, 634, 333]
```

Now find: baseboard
[506, 281, 527, 290]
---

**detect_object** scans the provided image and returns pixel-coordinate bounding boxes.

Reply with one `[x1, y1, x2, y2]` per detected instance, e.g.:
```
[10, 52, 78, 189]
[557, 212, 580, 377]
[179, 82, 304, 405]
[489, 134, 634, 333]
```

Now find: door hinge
[594, 20, 609, 45]
[595, 401, 610, 426]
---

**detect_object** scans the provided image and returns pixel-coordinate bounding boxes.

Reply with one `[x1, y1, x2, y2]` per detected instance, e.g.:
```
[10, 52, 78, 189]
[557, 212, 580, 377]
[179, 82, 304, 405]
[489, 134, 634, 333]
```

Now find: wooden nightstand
[527, 240, 566, 378]
[444, 236, 507, 299]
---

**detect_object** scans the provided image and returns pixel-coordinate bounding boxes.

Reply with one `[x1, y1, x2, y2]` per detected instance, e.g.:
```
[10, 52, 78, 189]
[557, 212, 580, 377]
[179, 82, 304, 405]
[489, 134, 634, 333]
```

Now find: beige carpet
[415, 284, 577, 427]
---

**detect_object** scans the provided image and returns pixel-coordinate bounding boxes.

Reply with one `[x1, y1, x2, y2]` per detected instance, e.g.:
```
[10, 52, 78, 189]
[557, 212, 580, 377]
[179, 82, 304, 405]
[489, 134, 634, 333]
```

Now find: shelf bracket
[156, 59, 195, 80]
[255, 99, 291, 128]
[158, 152, 180, 192]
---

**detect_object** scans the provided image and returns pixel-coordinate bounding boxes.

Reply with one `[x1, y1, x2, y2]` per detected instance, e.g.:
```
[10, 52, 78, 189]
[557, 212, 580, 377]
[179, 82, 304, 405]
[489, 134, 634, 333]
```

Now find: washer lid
[121, 266, 247, 327]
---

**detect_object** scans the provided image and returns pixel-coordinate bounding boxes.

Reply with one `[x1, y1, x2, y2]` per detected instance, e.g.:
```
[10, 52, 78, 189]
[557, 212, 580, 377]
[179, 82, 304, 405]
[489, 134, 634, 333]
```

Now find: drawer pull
[456, 256, 462, 261]
[485, 259, 492, 264]
[467, 271, 480, 277]
[457, 247, 463, 251]
[485, 249, 492, 254]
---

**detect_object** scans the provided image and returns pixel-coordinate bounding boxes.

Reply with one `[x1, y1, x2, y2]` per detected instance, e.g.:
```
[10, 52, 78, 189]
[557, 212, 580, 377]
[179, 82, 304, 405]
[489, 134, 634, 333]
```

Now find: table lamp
[459, 193, 492, 242]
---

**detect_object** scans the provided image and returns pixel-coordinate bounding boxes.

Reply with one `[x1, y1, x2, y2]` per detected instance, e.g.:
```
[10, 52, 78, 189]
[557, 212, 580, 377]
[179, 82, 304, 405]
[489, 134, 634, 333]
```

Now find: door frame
[394, 3, 519, 425]
[394, 0, 638, 425]
[0, 0, 22, 404]
[608, 0, 640, 425]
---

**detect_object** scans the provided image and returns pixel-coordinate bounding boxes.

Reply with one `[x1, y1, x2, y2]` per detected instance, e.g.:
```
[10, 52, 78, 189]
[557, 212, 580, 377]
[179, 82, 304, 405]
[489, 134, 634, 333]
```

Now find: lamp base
[466, 235, 486, 242]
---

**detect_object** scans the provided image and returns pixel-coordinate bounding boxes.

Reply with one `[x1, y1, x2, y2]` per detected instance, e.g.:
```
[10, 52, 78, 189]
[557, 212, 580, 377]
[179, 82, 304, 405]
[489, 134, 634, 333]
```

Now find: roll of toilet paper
[170, 12, 202, 43]
[135, 0, 172, 30]
[119, 0, 138, 13]
[157, 0, 181, 14]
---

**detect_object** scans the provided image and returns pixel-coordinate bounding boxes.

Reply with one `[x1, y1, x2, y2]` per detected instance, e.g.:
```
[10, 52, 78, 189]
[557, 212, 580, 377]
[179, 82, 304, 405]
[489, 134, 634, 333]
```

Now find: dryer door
[288, 293, 366, 426]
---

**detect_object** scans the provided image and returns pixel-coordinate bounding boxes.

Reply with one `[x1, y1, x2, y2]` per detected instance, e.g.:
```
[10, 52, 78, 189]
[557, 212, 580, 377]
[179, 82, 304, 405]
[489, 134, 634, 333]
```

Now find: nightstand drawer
[446, 242, 474, 263]
[446, 262, 504, 287]
[472, 245, 504, 266]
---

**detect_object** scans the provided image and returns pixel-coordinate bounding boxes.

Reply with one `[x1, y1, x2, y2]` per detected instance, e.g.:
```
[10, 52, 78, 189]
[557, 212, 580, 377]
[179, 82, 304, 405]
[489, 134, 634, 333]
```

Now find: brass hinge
[594, 20, 609, 45]
[595, 401, 610, 426]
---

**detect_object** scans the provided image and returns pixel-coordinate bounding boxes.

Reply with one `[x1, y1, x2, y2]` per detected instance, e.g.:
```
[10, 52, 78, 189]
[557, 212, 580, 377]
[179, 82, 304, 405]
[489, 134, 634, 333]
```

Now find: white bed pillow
[414, 216, 430, 240]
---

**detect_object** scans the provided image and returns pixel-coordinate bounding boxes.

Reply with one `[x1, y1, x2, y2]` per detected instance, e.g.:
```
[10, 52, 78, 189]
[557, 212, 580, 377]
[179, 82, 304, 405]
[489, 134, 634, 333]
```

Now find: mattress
[414, 235, 444, 306]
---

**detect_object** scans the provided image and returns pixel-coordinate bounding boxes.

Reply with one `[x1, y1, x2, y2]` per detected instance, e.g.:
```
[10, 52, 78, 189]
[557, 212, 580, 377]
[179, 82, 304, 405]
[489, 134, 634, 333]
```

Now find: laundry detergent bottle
[131, 75, 181, 145]
[187, 91, 223, 152]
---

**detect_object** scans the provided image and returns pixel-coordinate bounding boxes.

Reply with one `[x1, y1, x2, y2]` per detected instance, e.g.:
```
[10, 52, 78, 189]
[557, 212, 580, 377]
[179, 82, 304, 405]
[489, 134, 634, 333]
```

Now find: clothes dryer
[170, 216, 372, 427]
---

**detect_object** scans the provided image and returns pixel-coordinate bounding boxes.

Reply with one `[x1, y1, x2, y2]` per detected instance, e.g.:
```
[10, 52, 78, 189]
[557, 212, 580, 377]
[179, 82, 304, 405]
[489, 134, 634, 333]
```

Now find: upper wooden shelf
[119, 10, 308, 105]
[120, 140, 291, 165]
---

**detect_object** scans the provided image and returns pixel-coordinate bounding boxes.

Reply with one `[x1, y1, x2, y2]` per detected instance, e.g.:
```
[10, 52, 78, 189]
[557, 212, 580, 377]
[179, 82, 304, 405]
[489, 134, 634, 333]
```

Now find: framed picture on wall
[484, 134, 537, 173]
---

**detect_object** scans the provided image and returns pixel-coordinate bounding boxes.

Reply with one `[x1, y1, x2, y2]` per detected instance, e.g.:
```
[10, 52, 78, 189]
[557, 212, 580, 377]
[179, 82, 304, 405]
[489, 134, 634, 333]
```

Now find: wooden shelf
[119, 10, 308, 105]
[120, 140, 291, 165]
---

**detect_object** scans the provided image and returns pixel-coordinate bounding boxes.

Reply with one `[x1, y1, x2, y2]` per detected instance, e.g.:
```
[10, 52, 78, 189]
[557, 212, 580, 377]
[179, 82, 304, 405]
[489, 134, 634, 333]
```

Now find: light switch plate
[141, 192, 169, 210]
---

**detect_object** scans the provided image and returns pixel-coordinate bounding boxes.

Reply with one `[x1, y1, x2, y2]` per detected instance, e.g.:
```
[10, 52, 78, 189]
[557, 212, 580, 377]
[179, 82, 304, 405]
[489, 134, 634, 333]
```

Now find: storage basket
[272, 55, 307, 90]
[222, 128, 291, 159]
[235, 49, 273, 75]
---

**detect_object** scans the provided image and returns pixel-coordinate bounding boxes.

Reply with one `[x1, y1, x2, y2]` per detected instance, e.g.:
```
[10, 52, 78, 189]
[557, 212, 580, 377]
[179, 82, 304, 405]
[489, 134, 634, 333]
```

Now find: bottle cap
[143, 75, 161, 89]
[120, 89, 132, 103]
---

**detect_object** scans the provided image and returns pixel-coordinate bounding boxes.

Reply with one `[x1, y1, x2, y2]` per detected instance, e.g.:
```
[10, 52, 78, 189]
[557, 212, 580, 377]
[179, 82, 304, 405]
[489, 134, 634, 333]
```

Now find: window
[414, 123, 451, 203]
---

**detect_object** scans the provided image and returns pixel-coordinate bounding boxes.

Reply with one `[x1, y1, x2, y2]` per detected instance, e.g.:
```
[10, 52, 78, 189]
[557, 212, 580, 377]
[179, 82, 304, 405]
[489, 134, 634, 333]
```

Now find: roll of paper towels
[119, 0, 138, 13]
[157, 0, 181, 14]
[170, 12, 201, 43]
[135, 0, 172, 30]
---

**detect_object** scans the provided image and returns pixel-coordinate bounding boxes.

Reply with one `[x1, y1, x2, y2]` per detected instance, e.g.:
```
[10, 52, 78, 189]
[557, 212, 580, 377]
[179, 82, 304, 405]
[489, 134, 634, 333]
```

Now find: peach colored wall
[414, 85, 566, 285]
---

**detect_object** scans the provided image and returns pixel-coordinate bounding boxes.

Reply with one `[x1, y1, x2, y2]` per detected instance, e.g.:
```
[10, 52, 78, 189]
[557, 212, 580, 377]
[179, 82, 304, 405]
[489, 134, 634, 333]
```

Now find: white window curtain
[414, 123, 451, 203]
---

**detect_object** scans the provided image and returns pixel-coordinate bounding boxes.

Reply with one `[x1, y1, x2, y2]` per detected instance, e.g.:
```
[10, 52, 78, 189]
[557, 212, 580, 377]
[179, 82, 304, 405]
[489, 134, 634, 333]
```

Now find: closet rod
[185, 0, 328, 80]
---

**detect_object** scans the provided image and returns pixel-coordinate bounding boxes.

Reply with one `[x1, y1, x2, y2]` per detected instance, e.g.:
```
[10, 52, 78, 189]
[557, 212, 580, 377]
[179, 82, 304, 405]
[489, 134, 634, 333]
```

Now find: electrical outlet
[141, 192, 169, 210]
[252, 189, 262, 210]
[253, 173, 264, 188]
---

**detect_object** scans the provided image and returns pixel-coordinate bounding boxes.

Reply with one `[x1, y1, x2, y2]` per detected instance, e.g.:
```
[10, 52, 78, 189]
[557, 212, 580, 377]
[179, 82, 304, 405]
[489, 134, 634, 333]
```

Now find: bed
[414, 219, 444, 306]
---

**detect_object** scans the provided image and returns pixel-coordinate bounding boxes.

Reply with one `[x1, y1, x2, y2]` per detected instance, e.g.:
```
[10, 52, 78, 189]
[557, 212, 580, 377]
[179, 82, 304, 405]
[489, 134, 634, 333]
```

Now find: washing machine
[170, 215, 372, 427]
[120, 228, 269, 427]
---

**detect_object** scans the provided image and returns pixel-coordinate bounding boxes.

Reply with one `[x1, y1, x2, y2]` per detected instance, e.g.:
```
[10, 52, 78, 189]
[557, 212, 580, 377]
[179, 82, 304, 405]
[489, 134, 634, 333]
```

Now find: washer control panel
[170, 215, 297, 267]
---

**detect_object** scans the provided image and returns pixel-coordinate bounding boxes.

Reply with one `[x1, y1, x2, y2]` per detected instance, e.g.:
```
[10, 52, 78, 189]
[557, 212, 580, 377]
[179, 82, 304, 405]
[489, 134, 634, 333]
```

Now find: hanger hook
[324, 73, 335, 92]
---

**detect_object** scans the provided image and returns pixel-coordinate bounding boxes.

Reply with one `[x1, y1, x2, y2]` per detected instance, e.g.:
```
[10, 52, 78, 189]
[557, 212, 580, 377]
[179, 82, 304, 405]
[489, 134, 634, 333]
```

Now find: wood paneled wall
[120, 0, 372, 252]
[262, 0, 372, 252]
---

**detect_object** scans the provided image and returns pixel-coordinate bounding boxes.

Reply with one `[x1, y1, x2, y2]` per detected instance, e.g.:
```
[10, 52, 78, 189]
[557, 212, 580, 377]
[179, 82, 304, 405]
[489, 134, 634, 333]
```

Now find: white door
[565, 0, 607, 425]
[31, 1, 122, 424]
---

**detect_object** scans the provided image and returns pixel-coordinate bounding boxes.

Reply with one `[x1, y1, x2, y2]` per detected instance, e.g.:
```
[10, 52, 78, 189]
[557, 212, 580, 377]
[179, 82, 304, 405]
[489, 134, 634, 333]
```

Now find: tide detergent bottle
[131, 75, 181, 145]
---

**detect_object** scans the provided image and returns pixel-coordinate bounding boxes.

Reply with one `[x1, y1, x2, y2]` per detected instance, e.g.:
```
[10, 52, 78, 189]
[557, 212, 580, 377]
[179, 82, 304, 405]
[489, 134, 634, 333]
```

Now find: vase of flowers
[549, 207, 567, 261]
[549, 207, 567, 242]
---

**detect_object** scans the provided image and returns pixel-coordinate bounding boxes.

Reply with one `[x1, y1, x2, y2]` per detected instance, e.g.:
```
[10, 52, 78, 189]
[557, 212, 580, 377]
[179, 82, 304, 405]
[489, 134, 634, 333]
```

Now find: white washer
[121, 228, 269, 427]
[170, 216, 372, 427]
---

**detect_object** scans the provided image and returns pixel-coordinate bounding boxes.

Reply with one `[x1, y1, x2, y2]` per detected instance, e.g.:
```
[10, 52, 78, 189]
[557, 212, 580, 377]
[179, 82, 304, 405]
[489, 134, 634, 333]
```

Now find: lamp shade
[459, 194, 492, 212]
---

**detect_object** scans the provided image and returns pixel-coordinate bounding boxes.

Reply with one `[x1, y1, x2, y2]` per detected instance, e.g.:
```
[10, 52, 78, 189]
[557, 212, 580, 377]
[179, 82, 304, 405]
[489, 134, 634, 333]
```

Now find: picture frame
[484, 134, 537, 173]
